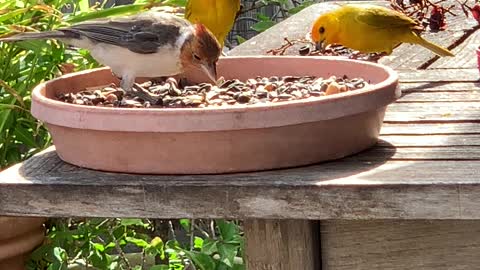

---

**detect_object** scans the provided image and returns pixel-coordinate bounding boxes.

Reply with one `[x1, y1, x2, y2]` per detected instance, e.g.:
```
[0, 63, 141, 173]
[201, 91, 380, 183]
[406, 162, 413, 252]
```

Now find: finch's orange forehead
[311, 20, 322, 42]
[310, 20, 320, 42]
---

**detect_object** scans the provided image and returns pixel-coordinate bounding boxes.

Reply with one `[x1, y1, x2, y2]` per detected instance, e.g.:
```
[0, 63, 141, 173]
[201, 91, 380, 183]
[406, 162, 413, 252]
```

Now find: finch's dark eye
[319, 26, 325, 34]
[193, 54, 201, 61]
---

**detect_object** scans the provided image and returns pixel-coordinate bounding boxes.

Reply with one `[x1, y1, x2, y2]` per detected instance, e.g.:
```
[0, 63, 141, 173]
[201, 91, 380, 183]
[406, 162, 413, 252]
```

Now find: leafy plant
[27, 218, 244, 270]
[239, 0, 314, 33]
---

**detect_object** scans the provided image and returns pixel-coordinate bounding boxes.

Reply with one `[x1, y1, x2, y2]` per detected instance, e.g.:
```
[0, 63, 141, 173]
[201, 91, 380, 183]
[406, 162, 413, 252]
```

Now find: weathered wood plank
[398, 91, 480, 102]
[2, 148, 480, 219]
[430, 26, 480, 69]
[381, 123, 480, 135]
[380, 134, 480, 146]
[362, 146, 480, 160]
[397, 69, 479, 82]
[385, 101, 480, 122]
[397, 81, 480, 101]
[244, 220, 319, 270]
[400, 82, 480, 93]
[321, 220, 480, 270]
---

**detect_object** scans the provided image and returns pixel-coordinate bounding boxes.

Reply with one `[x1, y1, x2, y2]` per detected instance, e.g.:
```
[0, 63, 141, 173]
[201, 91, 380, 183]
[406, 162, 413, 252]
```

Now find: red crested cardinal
[0, 11, 221, 100]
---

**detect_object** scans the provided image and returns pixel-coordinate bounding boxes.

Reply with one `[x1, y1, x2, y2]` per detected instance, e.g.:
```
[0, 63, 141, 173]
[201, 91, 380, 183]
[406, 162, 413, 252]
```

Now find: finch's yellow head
[310, 13, 340, 50]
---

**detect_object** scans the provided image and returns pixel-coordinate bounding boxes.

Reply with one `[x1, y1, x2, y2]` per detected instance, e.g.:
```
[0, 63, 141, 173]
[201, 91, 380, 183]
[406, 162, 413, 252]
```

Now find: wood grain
[398, 91, 480, 102]
[397, 69, 479, 82]
[321, 220, 480, 270]
[380, 134, 480, 146]
[381, 123, 480, 135]
[2, 148, 480, 219]
[385, 101, 480, 122]
[400, 82, 480, 92]
[244, 220, 319, 270]
[430, 27, 480, 69]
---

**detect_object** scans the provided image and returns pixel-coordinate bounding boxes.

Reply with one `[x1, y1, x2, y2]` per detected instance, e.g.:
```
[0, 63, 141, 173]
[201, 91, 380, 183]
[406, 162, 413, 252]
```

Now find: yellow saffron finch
[185, 0, 241, 47]
[310, 4, 454, 57]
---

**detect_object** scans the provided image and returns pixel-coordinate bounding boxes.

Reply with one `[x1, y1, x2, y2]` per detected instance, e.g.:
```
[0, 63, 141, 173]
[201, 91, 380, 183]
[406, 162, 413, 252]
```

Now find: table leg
[244, 219, 320, 270]
[321, 220, 480, 270]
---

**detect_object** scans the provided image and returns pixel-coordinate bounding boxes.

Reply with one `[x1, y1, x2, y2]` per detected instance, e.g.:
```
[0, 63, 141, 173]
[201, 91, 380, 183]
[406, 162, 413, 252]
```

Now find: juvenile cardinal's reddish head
[180, 23, 221, 82]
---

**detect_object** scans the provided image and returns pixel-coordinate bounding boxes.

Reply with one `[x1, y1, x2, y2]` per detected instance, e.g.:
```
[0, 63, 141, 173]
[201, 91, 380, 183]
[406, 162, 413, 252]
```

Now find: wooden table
[2, 1, 480, 269]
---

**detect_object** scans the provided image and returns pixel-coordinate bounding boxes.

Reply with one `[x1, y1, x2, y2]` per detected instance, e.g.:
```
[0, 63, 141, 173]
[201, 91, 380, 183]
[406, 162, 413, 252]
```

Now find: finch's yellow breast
[185, 0, 241, 46]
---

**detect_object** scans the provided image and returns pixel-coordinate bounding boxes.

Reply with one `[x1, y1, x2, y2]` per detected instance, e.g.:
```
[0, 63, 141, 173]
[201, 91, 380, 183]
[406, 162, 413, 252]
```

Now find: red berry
[472, 4, 480, 23]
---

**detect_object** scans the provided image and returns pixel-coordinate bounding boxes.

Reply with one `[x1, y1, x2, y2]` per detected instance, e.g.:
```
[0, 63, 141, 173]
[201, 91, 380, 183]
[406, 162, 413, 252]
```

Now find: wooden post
[244, 219, 320, 270]
[321, 220, 480, 270]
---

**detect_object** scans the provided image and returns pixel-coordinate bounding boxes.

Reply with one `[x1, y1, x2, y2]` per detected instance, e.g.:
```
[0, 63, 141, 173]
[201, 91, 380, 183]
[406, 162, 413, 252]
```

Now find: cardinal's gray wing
[63, 12, 191, 54]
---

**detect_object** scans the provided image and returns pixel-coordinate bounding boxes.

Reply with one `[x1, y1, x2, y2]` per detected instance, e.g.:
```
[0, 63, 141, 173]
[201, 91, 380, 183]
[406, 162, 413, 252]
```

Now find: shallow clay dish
[32, 56, 400, 174]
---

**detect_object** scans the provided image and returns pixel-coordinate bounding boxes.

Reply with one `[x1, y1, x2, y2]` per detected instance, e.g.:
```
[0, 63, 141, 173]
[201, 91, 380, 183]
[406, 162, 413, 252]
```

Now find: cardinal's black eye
[193, 54, 201, 61]
[319, 26, 325, 34]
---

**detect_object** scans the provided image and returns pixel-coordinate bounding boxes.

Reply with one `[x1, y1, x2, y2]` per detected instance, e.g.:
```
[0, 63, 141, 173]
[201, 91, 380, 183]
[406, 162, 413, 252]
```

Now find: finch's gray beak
[201, 62, 217, 83]
[315, 40, 326, 51]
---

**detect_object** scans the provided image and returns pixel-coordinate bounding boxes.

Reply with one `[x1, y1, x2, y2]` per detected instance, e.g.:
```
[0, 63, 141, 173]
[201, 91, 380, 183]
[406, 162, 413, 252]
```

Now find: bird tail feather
[0, 31, 67, 42]
[413, 34, 454, 57]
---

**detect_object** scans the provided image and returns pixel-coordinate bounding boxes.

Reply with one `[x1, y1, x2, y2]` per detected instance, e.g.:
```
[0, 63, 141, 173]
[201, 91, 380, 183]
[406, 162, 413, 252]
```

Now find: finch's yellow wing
[185, 0, 194, 21]
[352, 5, 418, 29]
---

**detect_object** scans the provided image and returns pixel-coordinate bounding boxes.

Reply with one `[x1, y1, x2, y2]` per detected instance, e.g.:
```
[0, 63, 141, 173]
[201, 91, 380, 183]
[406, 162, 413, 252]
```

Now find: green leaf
[52, 247, 67, 263]
[47, 262, 67, 270]
[150, 265, 170, 270]
[0, 103, 27, 112]
[0, 7, 26, 22]
[89, 249, 110, 268]
[217, 220, 238, 242]
[146, 236, 165, 259]
[14, 126, 37, 148]
[66, 4, 146, 24]
[179, 219, 191, 231]
[235, 35, 247, 44]
[184, 251, 216, 270]
[217, 243, 237, 267]
[92, 242, 105, 252]
[126, 236, 149, 248]
[120, 218, 145, 227]
[288, 1, 315, 14]
[0, 0, 15, 10]
[201, 238, 217, 255]
[194, 236, 203, 250]
[256, 13, 270, 21]
[250, 20, 276, 32]
[78, 0, 90, 12]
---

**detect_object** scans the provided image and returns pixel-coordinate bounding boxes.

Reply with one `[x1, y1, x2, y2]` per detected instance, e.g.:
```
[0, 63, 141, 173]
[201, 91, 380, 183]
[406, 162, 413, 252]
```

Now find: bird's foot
[130, 83, 161, 104]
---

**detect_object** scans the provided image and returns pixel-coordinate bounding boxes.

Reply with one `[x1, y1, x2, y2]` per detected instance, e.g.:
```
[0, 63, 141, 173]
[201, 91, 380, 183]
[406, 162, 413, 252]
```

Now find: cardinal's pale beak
[201, 62, 217, 83]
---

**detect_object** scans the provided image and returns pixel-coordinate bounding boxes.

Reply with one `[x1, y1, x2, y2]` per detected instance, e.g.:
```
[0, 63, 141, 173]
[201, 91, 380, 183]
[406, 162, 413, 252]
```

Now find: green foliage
[27, 219, 244, 270]
[249, 0, 313, 33]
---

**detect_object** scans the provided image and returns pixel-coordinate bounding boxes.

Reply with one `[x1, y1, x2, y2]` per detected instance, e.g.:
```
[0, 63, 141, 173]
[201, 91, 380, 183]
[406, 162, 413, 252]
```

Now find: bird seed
[56, 75, 370, 109]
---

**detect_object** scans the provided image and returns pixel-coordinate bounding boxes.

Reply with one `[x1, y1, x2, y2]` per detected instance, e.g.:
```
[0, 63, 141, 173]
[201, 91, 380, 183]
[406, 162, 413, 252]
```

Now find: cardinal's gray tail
[0, 30, 69, 42]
